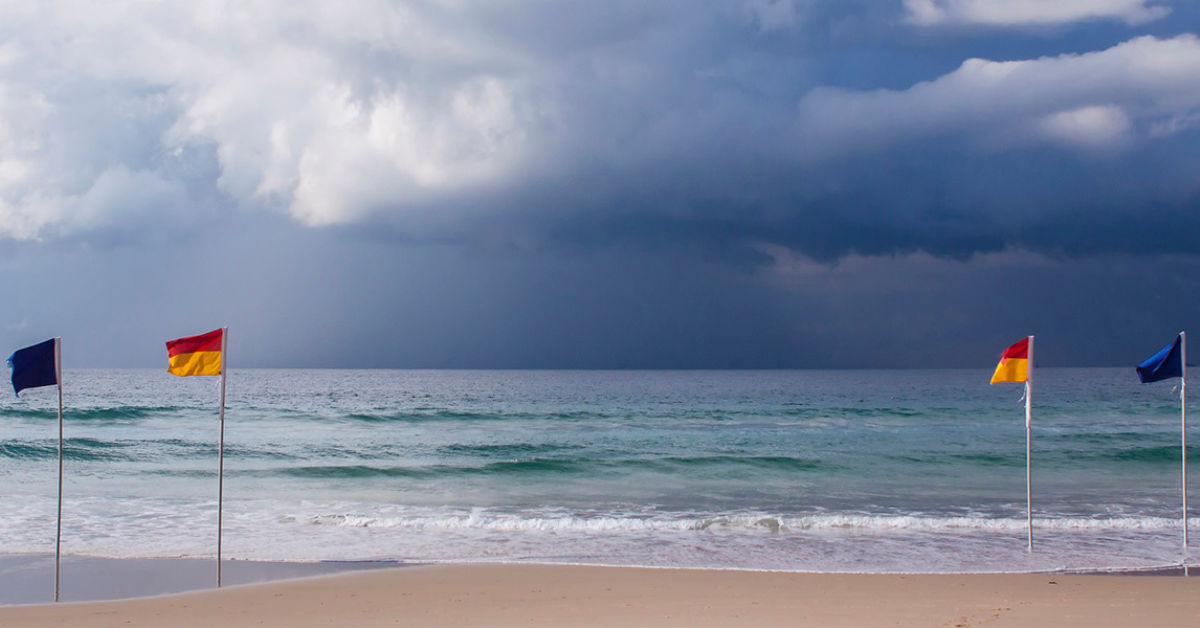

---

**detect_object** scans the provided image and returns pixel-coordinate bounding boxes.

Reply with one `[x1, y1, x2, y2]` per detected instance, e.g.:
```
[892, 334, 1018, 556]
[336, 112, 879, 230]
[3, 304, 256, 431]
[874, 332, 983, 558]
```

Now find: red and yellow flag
[990, 337, 1030, 384]
[166, 329, 224, 377]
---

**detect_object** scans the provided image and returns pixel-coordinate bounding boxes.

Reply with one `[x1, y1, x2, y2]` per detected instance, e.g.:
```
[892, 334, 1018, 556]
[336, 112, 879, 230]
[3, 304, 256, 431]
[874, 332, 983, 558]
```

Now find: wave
[1097, 445, 1192, 464]
[780, 407, 929, 419]
[340, 409, 612, 423]
[5, 404, 1177, 426]
[273, 454, 833, 479]
[281, 458, 584, 479]
[73, 406, 190, 420]
[3, 438, 1188, 470]
[885, 452, 1024, 467]
[0, 438, 136, 461]
[307, 511, 1190, 534]
[0, 438, 304, 462]
[343, 410, 515, 423]
[886, 446, 1197, 468]
[0, 407, 58, 420]
[652, 455, 827, 471]
[1038, 443, 1194, 466]
[437, 443, 586, 457]
[0, 405, 203, 422]
[334, 407, 979, 424]
[944, 453, 1019, 466]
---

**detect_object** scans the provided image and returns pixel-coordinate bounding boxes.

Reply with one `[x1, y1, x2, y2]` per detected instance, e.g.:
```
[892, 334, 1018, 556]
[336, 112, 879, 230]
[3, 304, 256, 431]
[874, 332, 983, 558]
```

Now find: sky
[2, 0, 1199, 369]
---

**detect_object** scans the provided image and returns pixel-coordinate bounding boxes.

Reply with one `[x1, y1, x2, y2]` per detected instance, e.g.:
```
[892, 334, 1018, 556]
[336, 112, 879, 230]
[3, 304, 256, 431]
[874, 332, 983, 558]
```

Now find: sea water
[0, 368, 1193, 573]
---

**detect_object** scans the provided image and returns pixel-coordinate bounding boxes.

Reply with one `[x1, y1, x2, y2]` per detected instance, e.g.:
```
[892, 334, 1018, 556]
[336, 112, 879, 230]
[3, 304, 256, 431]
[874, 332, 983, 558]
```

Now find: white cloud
[1038, 105, 1131, 149]
[903, 0, 1170, 27]
[0, 0, 551, 239]
[796, 35, 1200, 158]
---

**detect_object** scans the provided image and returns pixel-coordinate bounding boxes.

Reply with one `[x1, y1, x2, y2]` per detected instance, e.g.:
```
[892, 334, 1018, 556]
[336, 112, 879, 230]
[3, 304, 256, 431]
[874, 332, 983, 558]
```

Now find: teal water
[0, 368, 1193, 572]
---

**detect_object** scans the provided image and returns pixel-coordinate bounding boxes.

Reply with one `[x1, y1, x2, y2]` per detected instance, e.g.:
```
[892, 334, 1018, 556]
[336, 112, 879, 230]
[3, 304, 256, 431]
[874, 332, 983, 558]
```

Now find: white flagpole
[1026, 335, 1034, 553]
[1181, 331, 1188, 550]
[217, 327, 227, 587]
[54, 337, 63, 602]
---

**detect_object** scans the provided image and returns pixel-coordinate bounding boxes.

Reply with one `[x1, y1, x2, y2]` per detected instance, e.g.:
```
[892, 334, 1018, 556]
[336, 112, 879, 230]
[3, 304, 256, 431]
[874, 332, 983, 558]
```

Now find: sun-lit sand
[2, 563, 1199, 627]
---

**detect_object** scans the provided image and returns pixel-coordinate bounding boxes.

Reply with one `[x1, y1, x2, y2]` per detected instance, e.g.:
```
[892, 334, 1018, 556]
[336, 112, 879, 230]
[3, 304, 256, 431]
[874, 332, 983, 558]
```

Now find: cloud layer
[796, 34, 1200, 155]
[2, 1, 1199, 368]
[1, 1, 1199, 267]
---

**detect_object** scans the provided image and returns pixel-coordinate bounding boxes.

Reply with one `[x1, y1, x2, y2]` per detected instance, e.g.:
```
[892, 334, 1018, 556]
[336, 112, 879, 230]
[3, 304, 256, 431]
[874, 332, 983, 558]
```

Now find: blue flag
[7, 338, 59, 397]
[1136, 334, 1183, 384]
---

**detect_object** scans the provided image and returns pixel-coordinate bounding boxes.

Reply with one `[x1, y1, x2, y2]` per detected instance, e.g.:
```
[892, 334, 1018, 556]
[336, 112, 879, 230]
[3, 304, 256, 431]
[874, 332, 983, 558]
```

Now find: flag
[165, 327, 229, 586]
[166, 329, 224, 377]
[8, 338, 59, 397]
[1136, 334, 1183, 384]
[990, 337, 1030, 384]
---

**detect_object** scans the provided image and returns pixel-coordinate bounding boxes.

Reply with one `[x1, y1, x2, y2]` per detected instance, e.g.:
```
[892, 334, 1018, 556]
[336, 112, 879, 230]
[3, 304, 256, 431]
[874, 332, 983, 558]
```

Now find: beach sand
[2, 564, 1199, 627]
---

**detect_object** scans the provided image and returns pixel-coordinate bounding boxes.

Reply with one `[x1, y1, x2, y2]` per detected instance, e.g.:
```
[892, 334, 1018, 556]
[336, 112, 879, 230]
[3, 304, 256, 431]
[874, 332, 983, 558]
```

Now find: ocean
[0, 368, 1193, 574]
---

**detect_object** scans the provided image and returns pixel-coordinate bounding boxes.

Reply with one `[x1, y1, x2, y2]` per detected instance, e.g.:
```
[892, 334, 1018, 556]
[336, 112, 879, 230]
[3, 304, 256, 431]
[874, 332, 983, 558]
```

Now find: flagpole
[1182, 331, 1188, 550]
[54, 337, 63, 602]
[1026, 335, 1034, 553]
[217, 327, 227, 588]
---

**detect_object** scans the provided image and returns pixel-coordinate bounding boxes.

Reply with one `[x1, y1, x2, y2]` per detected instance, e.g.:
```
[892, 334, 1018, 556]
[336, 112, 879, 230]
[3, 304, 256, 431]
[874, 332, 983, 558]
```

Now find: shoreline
[0, 554, 398, 605]
[2, 563, 1200, 627]
[0, 553, 1192, 606]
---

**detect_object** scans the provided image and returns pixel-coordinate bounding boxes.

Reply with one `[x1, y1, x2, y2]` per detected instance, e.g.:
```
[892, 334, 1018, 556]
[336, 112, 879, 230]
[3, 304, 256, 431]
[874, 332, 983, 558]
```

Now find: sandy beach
[2, 564, 1199, 627]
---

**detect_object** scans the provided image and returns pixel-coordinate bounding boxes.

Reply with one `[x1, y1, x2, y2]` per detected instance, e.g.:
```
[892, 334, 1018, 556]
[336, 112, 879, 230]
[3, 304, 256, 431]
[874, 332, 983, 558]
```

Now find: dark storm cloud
[351, 8, 1200, 267]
